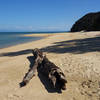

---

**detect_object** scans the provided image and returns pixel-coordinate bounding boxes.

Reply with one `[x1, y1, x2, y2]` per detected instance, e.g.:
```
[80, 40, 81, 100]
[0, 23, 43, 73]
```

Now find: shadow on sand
[0, 49, 33, 57]
[0, 36, 100, 57]
[41, 36, 100, 54]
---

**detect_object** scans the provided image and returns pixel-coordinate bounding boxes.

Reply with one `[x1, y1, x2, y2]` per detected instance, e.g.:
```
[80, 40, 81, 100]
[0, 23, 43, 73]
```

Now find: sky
[0, 0, 100, 32]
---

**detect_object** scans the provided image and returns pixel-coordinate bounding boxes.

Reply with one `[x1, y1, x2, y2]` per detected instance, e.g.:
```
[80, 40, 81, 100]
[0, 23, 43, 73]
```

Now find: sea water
[0, 32, 43, 49]
[0, 32, 65, 49]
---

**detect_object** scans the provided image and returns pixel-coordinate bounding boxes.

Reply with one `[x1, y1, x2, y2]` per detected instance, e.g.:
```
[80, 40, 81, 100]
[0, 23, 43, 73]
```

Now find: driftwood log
[21, 48, 67, 90]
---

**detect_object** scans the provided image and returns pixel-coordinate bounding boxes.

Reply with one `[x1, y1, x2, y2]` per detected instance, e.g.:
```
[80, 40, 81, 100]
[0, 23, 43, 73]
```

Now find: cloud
[0, 25, 33, 32]
[31, 25, 69, 31]
[0, 25, 69, 32]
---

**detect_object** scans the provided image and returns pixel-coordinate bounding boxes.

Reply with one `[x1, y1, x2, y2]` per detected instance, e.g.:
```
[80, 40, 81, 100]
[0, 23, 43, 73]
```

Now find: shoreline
[0, 33, 57, 50]
[0, 31, 99, 51]
[0, 33, 67, 52]
[0, 37, 44, 49]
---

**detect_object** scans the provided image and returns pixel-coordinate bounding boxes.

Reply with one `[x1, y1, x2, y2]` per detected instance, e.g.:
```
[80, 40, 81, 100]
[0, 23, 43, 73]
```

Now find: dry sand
[23, 33, 56, 37]
[0, 32, 100, 100]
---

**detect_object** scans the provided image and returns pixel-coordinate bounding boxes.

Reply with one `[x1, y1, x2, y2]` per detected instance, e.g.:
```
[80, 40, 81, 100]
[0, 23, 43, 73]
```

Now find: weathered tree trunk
[40, 56, 67, 90]
[21, 48, 67, 90]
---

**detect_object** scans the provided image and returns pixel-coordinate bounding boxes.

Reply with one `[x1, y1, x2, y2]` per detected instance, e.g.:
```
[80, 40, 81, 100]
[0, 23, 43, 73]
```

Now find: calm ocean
[0, 32, 43, 49]
[0, 32, 64, 49]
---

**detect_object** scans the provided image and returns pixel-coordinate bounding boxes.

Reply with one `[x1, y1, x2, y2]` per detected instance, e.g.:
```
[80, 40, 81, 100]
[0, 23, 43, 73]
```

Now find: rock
[70, 12, 100, 32]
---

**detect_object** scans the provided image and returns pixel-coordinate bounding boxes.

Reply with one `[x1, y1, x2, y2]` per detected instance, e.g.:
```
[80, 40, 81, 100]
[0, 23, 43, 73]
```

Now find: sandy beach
[23, 33, 57, 37]
[0, 32, 100, 100]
